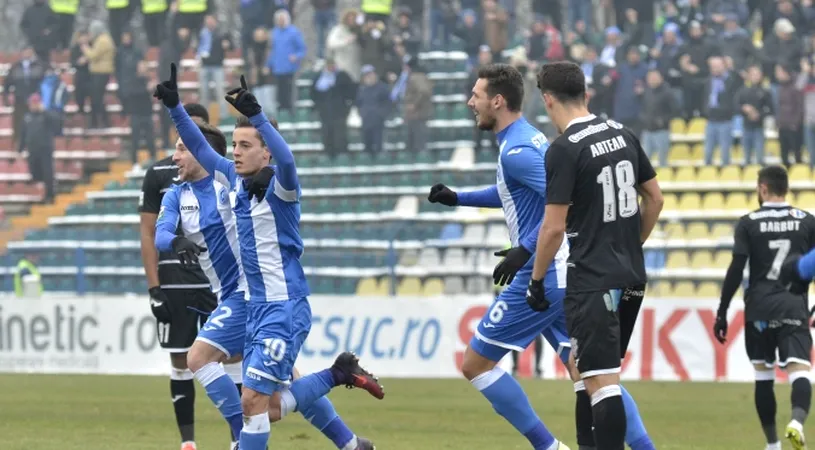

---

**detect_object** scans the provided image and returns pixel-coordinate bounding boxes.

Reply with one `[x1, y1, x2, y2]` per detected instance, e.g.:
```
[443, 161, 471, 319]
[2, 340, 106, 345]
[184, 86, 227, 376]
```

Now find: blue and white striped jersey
[154, 176, 247, 300]
[167, 104, 309, 302]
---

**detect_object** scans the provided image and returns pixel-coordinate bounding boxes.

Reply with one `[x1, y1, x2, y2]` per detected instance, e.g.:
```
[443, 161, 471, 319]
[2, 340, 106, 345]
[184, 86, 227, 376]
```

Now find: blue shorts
[243, 297, 312, 396]
[471, 269, 571, 364]
[195, 292, 248, 359]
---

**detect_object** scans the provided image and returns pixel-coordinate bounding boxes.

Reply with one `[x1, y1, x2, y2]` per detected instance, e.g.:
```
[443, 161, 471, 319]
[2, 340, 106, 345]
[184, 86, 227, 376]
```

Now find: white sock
[341, 436, 359, 450]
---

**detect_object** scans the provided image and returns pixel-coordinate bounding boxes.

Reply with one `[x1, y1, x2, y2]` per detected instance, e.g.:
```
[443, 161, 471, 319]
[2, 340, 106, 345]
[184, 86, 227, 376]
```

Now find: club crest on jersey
[791, 208, 807, 219]
[218, 187, 228, 206]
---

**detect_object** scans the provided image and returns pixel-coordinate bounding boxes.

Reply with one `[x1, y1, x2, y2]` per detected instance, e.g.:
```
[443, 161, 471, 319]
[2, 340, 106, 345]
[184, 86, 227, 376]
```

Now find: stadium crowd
[3, 0, 815, 203]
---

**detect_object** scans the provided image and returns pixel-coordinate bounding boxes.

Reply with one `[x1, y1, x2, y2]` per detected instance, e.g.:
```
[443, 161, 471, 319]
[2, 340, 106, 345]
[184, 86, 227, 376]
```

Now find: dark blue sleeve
[155, 188, 180, 252]
[798, 249, 815, 280]
[168, 104, 236, 188]
[249, 112, 299, 193]
[457, 185, 502, 208]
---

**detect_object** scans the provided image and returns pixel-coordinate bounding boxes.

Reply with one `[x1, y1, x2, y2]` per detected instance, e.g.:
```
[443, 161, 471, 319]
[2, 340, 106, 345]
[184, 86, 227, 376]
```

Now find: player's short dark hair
[536, 61, 586, 104]
[476, 63, 524, 112]
[199, 122, 227, 157]
[758, 165, 789, 196]
[235, 115, 279, 145]
[184, 103, 210, 124]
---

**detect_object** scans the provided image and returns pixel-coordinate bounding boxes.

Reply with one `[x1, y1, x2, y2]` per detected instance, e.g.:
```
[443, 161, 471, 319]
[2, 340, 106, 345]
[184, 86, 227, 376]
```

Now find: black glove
[225, 75, 263, 117]
[526, 278, 550, 312]
[149, 286, 172, 323]
[153, 63, 180, 108]
[172, 236, 207, 267]
[493, 246, 532, 286]
[427, 183, 458, 206]
[713, 308, 728, 344]
[780, 254, 809, 295]
[247, 166, 275, 202]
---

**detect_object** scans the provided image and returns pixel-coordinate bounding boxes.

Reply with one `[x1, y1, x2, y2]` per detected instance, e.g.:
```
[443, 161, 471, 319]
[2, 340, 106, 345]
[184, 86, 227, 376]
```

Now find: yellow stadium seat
[674, 166, 696, 183]
[726, 192, 749, 210]
[766, 139, 780, 156]
[702, 192, 726, 210]
[796, 192, 815, 209]
[789, 164, 811, 181]
[747, 193, 758, 208]
[742, 164, 761, 182]
[647, 281, 669, 297]
[678, 193, 702, 210]
[356, 277, 380, 296]
[719, 166, 741, 182]
[685, 222, 710, 239]
[666, 251, 690, 269]
[696, 282, 720, 298]
[655, 167, 674, 182]
[697, 166, 718, 182]
[663, 222, 686, 239]
[669, 144, 691, 162]
[691, 251, 713, 269]
[730, 146, 744, 163]
[710, 223, 735, 238]
[713, 250, 731, 268]
[691, 143, 705, 160]
[688, 117, 707, 135]
[670, 281, 696, 297]
[397, 277, 422, 296]
[663, 193, 679, 210]
[422, 278, 445, 296]
[670, 118, 687, 134]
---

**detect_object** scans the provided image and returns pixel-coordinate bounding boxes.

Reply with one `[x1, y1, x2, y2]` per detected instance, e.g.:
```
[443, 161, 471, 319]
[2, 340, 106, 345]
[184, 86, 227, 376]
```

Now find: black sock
[755, 379, 778, 443]
[534, 335, 543, 375]
[575, 384, 596, 448]
[511, 350, 519, 372]
[791, 375, 812, 425]
[591, 387, 626, 450]
[171, 378, 196, 442]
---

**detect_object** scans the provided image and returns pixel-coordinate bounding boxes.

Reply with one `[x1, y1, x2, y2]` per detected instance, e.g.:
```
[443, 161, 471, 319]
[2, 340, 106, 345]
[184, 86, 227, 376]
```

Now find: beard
[476, 115, 496, 131]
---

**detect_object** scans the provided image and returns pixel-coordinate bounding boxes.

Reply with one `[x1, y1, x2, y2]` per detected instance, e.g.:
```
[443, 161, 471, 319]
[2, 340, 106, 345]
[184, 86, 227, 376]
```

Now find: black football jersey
[733, 202, 815, 320]
[545, 115, 656, 293]
[138, 156, 210, 289]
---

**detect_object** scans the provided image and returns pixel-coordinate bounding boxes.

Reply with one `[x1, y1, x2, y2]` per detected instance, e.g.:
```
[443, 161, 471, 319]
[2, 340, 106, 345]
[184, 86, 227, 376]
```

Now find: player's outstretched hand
[172, 236, 207, 267]
[148, 286, 173, 322]
[780, 254, 809, 295]
[247, 166, 275, 202]
[153, 63, 180, 108]
[713, 310, 728, 344]
[493, 246, 532, 286]
[526, 278, 550, 312]
[224, 75, 262, 117]
[427, 183, 458, 206]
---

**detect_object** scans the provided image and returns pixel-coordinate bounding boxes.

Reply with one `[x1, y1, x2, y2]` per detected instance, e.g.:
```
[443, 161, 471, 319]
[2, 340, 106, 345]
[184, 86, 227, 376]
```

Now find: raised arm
[250, 112, 298, 191]
[155, 188, 181, 252]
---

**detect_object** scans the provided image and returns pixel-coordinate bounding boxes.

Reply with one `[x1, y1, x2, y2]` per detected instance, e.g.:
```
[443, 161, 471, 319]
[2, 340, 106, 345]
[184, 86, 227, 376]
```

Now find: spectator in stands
[582, 45, 616, 118]
[621, 8, 650, 50]
[641, 68, 678, 167]
[142, 0, 170, 47]
[359, 19, 391, 77]
[671, 0, 705, 38]
[124, 61, 156, 165]
[703, 56, 742, 166]
[40, 68, 69, 133]
[361, 0, 392, 25]
[83, 20, 116, 129]
[649, 23, 683, 97]
[705, 0, 748, 35]
[801, 57, 815, 168]
[736, 65, 773, 165]
[312, 0, 336, 59]
[20, 0, 57, 62]
[105, 0, 133, 47]
[430, 0, 456, 48]
[453, 10, 483, 70]
[776, 64, 804, 166]
[158, 26, 188, 147]
[115, 30, 144, 118]
[599, 26, 624, 68]
[239, 0, 272, 71]
[763, 19, 803, 90]
[402, 56, 433, 153]
[267, 9, 306, 112]
[568, 0, 592, 30]
[719, 14, 756, 74]
[70, 30, 91, 119]
[392, 7, 422, 56]
[326, 9, 363, 84]
[198, 14, 232, 120]
[617, 0, 655, 44]
[356, 65, 391, 153]
[482, 0, 509, 62]
[311, 57, 355, 158]
[679, 21, 718, 118]
[250, 28, 276, 118]
[613, 46, 648, 135]
[50, 0, 79, 52]
[4, 47, 46, 146]
[527, 15, 565, 63]
[175, 0, 209, 44]
[532, 0, 562, 31]
[18, 93, 59, 203]
[762, 0, 808, 40]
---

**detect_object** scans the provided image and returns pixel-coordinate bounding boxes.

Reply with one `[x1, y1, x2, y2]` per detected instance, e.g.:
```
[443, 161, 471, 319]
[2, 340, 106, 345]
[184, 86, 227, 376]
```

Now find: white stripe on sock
[242, 413, 270, 434]
[341, 436, 358, 450]
[789, 370, 813, 383]
[546, 440, 561, 450]
[194, 361, 225, 387]
[170, 367, 194, 380]
[755, 370, 775, 381]
[471, 367, 506, 391]
[280, 388, 297, 418]
[590, 384, 622, 407]
[573, 380, 586, 392]
[223, 361, 243, 384]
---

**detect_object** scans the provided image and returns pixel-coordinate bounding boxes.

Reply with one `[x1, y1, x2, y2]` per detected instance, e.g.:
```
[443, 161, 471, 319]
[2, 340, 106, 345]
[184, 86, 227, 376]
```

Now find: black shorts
[156, 289, 218, 353]
[564, 289, 623, 377]
[619, 285, 645, 357]
[745, 319, 812, 368]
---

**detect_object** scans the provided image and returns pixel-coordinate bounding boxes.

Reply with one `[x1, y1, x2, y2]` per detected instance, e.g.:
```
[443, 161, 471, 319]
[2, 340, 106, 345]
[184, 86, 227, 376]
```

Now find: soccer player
[153, 64, 383, 450]
[528, 61, 663, 450]
[716, 165, 815, 450]
[139, 103, 238, 450]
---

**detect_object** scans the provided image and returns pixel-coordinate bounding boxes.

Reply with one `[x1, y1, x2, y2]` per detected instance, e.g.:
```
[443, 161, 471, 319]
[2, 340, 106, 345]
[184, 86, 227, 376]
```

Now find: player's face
[468, 78, 497, 131]
[173, 138, 206, 181]
[232, 127, 271, 177]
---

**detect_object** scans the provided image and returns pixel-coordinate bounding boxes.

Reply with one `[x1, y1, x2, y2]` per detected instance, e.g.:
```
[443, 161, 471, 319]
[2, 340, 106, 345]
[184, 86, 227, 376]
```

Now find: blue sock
[287, 369, 336, 412]
[194, 362, 243, 440]
[621, 385, 656, 450]
[472, 367, 557, 450]
[239, 413, 270, 450]
[300, 396, 356, 449]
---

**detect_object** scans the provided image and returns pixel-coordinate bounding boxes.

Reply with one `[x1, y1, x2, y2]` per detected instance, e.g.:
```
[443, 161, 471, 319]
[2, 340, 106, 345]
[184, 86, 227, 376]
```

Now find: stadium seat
[685, 222, 709, 239]
[742, 165, 761, 183]
[687, 117, 706, 135]
[647, 281, 670, 297]
[670, 118, 686, 135]
[466, 276, 489, 294]
[397, 277, 422, 296]
[444, 277, 465, 294]
[696, 282, 720, 298]
[713, 250, 731, 268]
[690, 251, 713, 269]
[710, 223, 735, 239]
[662, 193, 678, 211]
[796, 192, 815, 209]
[674, 166, 695, 183]
[655, 167, 673, 182]
[670, 281, 696, 297]
[789, 164, 811, 181]
[696, 166, 718, 182]
[663, 222, 685, 239]
[666, 251, 690, 269]
[462, 224, 486, 242]
[678, 193, 701, 210]
[727, 192, 749, 210]
[422, 278, 445, 296]
[719, 166, 741, 182]
[669, 144, 691, 162]
[357, 277, 386, 296]
[701, 192, 725, 210]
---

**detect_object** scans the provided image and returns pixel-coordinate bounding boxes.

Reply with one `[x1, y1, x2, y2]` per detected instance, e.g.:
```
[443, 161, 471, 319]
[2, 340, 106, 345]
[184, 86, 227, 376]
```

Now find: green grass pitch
[0, 374, 809, 449]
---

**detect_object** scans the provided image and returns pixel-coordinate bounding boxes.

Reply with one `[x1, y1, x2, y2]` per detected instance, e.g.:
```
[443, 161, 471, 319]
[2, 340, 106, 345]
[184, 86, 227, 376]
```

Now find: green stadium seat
[452, 103, 470, 120]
